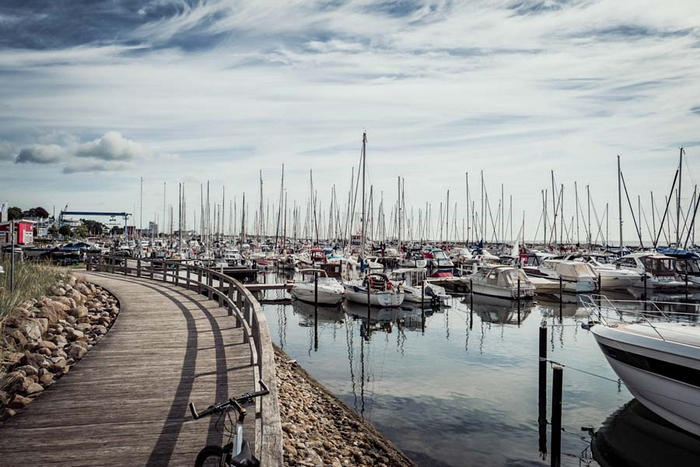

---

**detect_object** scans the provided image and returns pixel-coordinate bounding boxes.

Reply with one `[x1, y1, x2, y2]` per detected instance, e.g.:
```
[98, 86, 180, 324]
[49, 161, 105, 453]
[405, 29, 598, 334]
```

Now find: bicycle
[189, 380, 270, 467]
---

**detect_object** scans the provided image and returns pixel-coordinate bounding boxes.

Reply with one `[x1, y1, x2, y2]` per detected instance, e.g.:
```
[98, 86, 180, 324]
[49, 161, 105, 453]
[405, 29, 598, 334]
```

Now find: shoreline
[274, 345, 416, 467]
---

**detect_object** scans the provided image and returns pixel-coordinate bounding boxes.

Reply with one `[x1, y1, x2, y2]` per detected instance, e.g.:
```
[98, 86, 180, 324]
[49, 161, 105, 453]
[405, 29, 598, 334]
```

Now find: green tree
[48, 225, 59, 237]
[80, 219, 104, 236]
[74, 225, 89, 238]
[110, 226, 124, 235]
[8, 206, 22, 220]
[58, 225, 72, 237]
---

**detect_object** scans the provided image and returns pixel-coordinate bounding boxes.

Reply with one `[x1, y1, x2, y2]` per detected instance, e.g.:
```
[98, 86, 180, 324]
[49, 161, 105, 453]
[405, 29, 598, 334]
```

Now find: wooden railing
[86, 254, 283, 466]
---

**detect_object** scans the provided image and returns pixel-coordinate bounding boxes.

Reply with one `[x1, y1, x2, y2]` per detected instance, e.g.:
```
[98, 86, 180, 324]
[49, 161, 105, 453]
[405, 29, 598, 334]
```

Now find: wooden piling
[551, 365, 563, 467]
[314, 272, 318, 351]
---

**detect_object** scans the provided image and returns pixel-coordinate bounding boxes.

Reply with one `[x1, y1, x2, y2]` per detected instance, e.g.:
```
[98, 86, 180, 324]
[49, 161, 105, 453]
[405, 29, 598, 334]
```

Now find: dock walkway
[0, 272, 256, 467]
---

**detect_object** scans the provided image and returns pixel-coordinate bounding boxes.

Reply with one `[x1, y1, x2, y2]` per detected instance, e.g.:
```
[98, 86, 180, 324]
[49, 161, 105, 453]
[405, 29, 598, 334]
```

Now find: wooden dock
[0, 272, 258, 467]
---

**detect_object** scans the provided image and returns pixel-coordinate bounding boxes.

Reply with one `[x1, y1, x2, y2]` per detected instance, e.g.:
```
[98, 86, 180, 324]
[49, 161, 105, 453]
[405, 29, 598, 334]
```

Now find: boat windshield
[676, 259, 700, 274]
[640, 257, 677, 276]
[316, 277, 338, 285]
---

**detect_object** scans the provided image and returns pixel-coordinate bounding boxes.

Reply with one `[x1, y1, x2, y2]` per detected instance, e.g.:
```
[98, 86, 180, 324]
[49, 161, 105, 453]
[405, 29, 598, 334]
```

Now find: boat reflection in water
[469, 294, 535, 325]
[290, 299, 345, 326]
[592, 399, 700, 467]
[344, 301, 427, 333]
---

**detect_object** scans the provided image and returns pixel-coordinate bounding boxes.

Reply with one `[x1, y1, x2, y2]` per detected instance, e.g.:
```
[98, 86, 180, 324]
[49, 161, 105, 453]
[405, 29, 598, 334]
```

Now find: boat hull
[291, 285, 344, 305]
[343, 286, 404, 307]
[470, 282, 535, 300]
[592, 326, 700, 437]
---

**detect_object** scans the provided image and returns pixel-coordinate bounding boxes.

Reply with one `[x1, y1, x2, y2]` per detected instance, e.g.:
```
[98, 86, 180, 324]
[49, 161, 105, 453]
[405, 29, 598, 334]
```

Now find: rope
[543, 359, 623, 386]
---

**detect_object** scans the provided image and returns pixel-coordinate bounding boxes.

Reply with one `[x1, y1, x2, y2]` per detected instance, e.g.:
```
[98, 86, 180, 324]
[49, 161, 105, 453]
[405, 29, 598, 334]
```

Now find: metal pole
[10, 220, 15, 293]
[469, 278, 474, 330]
[559, 277, 563, 320]
[366, 276, 371, 324]
[538, 325, 547, 457]
[517, 278, 521, 324]
[314, 271, 318, 351]
[421, 280, 425, 333]
[551, 365, 563, 467]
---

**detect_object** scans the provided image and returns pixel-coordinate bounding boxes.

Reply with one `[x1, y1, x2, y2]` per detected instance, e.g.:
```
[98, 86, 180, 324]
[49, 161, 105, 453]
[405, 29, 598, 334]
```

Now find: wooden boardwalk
[0, 272, 257, 467]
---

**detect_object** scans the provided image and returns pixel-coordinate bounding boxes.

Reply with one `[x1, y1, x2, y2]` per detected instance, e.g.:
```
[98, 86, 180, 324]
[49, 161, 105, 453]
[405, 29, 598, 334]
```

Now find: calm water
[259, 275, 700, 466]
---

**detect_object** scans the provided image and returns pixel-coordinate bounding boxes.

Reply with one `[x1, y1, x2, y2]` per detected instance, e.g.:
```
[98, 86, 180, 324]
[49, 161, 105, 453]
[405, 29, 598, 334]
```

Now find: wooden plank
[0, 273, 258, 467]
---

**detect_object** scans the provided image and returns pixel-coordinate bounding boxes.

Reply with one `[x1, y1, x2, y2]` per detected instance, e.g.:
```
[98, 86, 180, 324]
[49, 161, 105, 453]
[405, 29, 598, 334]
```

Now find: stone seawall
[0, 274, 119, 421]
[275, 346, 416, 467]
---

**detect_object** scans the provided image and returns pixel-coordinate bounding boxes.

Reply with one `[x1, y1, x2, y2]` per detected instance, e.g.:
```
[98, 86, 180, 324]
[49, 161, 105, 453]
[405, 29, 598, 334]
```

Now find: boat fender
[581, 321, 595, 330]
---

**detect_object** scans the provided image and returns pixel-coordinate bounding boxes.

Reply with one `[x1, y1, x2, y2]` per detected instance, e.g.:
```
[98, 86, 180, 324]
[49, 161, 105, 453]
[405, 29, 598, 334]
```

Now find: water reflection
[592, 399, 700, 467]
[262, 273, 700, 467]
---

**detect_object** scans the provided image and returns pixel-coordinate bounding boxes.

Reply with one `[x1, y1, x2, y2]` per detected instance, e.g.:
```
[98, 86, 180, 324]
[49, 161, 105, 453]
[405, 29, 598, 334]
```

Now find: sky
[1, 0, 700, 244]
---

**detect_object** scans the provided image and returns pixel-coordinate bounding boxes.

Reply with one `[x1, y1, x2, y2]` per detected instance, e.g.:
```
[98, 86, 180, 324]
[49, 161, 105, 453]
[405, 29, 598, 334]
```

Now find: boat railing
[580, 294, 700, 341]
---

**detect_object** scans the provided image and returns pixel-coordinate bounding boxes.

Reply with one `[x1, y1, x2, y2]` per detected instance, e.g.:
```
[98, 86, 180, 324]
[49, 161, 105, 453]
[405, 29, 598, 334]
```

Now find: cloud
[0, 140, 13, 160]
[15, 144, 67, 164]
[75, 131, 151, 161]
[62, 159, 130, 174]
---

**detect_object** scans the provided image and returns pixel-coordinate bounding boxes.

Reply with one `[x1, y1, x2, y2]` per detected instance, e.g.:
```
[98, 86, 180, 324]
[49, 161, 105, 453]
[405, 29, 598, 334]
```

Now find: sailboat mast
[361, 132, 367, 253]
[677, 147, 683, 246]
[618, 155, 623, 253]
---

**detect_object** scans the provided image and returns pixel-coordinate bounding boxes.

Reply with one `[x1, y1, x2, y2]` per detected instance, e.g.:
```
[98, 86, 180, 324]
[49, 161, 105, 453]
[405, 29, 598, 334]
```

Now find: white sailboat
[290, 269, 345, 305]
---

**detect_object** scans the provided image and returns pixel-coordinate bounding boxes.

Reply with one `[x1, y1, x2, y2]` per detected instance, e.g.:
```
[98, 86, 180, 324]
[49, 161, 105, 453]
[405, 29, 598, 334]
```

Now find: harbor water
[260, 274, 700, 466]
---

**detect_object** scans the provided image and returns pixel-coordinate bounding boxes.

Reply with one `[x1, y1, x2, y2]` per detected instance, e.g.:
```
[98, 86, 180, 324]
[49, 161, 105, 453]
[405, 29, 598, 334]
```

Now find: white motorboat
[614, 253, 686, 291]
[525, 259, 597, 293]
[389, 268, 450, 304]
[563, 254, 641, 290]
[469, 265, 536, 300]
[290, 269, 345, 305]
[584, 295, 700, 437]
[425, 248, 454, 269]
[343, 273, 404, 307]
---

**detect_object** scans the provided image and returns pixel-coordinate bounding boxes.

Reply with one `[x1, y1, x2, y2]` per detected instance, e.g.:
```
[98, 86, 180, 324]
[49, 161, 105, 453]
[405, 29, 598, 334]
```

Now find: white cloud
[62, 159, 130, 174]
[75, 131, 151, 161]
[0, 140, 13, 160]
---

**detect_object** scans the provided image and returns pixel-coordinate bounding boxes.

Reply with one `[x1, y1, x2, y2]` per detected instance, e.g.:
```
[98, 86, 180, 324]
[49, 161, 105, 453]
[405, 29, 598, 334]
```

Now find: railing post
[175, 263, 180, 287]
[163, 262, 168, 283]
[186, 267, 191, 290]
[208, 271, 213, 300]
[198, 269, 202, 294]
[110, 257, 115, 274]
[150, 260, 154, 280]
[99, 254, 103, 272]
[228, 281, 235, 318]
[123, 257, 127, 276]
[137, 259, 141, 278]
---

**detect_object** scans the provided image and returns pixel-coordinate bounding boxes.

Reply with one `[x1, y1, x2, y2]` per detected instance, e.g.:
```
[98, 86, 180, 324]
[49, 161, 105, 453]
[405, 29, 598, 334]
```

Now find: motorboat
[583, 295, 700, 437]
[469, 265, 536, 300]
[221, 249, 243, 266]
[425, 248, 454, 269]
[389, 268, 450, 304]
[343, 273, 404, 307]
[399, 248, 428, 269]
[657, 247, 700, 287]
[562, 254, 641, 290]
[290, 269, 345, 305]
[525, 259, 597, 293]
[614, 252, 686, 291]
[471, 294, 535, 324]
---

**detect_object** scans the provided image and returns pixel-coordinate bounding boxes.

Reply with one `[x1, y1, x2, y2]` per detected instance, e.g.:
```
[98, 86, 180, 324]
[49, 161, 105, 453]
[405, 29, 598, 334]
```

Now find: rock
[92, 325, 108, 335]
[68, 345, 87, 360]
[75, 323, 92, 333]
[14, 365, 38, 377]
[7, 373, 30, 393]
[39, 340, 58, 351]
[53, 335, 68, 347]
[48, 359, 68, 374]
[67, 329, 84, 340]
[5, 328, 28, 348]
[0, 408, 17, 422]
[8, 394, 32, 409]
[65, 289, 85, 306]
[25, 383, 44, 395]
[19, 320, 43, 341]
[36, 318, 49, 335]
[37, 348, 52, 356]
[19, 352, 46, 369]
[39, 372, 54, 386]
[68, 306, 88, 320]
[0, 390, 9, 407]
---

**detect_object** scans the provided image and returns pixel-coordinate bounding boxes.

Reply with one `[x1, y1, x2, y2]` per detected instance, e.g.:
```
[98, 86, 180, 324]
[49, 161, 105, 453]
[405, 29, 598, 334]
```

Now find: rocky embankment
[0, 275, 118, 422]
[275, 347, 416, 467]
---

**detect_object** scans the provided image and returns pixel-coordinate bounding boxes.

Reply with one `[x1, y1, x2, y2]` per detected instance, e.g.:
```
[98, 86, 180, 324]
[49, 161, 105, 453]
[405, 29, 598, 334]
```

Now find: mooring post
[597, 274, 601, 294]
[685, 260, 689, 300]
[469, 278, 474, 330]
[421, 281, 426, 333]
[366, 276, 371, 324]
[314, 272, 319, 351]
[538, 325, 548, 457]
[517, 278, 521, 317]
[551, 365, 563, 467]
[558, 277, 563, 320]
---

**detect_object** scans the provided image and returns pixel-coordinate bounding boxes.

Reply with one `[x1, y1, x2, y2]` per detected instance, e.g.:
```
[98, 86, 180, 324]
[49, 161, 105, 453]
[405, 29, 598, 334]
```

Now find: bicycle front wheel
[195, 445, 227, 467]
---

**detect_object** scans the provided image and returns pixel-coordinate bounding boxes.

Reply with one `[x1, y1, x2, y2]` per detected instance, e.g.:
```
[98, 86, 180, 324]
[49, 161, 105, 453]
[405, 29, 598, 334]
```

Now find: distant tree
[74, 225, 89, 238]
[8, 206, 22, 220]
[34, 207, 49, 218]
[80, 219, 104, 236]
[48, 225, 59, 237]
[110, 226, 124, 235]
[58, 225, 72, 237]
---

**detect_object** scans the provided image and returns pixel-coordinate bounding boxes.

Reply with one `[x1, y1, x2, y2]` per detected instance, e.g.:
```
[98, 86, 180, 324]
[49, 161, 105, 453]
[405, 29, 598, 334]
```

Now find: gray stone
[25, 382, 44, 395]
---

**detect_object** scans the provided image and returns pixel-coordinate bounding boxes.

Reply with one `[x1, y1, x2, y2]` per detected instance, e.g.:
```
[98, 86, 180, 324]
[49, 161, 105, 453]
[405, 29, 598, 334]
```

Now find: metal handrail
[86, 253, 283, 465]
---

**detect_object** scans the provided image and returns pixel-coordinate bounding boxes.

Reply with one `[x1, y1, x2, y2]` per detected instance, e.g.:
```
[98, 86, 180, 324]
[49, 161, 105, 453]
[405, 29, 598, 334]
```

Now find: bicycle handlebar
[189, 380, 270, 421]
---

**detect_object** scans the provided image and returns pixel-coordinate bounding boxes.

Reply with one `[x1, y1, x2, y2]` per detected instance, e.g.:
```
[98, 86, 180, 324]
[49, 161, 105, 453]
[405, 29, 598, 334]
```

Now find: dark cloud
[15, 144, 66, 164]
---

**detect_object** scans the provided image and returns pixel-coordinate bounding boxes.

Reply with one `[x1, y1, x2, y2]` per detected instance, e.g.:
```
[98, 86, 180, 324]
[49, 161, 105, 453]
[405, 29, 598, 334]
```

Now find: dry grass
[0, 260, 67, 326]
